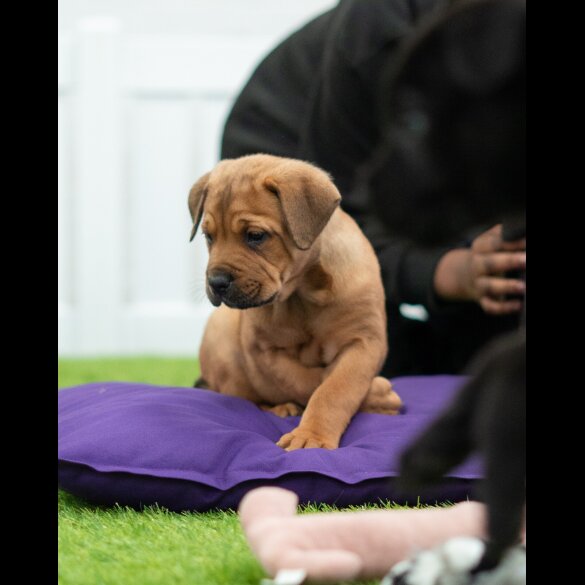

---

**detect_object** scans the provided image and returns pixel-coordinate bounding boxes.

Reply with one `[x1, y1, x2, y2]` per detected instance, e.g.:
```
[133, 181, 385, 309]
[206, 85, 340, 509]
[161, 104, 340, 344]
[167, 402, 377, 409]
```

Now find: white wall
[58, 0, 337, 356]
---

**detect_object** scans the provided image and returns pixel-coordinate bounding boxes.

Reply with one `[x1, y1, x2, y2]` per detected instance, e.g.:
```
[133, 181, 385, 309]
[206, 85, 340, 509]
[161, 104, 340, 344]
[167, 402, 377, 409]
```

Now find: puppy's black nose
[208, 271, 233, 296]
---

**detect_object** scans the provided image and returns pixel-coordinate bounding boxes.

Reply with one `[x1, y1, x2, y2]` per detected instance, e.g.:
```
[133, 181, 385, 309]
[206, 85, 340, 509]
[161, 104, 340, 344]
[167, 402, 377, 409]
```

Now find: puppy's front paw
[276, 428, 338, 451]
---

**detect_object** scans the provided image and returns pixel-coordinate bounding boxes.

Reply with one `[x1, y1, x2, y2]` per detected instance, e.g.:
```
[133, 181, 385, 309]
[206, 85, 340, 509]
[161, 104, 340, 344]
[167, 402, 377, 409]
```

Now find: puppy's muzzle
[208, 271, 233, 296]
[207, 270, 233, 306]
[206, 269, 278, 309]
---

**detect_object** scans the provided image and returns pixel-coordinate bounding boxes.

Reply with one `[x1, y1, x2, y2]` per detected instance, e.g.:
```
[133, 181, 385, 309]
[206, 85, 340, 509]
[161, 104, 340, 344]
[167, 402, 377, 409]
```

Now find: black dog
[363, 0, 526, 572]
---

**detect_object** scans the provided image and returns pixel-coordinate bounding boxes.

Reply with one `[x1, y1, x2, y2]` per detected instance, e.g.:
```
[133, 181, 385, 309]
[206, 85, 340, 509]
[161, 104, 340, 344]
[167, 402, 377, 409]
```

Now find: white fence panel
[58, 1, 336, 356]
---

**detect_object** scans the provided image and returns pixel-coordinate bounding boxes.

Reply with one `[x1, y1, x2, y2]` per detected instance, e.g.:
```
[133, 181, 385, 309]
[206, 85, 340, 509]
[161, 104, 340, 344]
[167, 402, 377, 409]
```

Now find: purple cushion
[58, 376, 482, 511]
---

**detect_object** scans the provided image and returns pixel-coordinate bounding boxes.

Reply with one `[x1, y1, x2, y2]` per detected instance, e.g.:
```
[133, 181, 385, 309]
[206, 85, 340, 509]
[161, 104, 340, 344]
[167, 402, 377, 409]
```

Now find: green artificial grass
[58, 357, 200, 389]
[58, 490, 266, 585]
[58, 358, 410, 585]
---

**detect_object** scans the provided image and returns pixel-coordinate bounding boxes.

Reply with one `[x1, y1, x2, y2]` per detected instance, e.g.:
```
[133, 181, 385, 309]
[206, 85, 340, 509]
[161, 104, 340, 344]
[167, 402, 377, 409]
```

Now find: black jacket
[221, 0, 520, 377]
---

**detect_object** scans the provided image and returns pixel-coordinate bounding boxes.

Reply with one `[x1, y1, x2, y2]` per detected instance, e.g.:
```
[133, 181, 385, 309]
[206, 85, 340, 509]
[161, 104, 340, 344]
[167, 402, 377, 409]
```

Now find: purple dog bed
[58, 376, 482, 511]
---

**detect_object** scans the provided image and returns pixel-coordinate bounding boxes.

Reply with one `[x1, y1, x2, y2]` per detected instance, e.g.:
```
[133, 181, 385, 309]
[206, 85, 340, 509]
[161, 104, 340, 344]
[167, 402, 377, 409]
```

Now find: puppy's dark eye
[203, 233, 213, 245]
[246, 231, 269, 246]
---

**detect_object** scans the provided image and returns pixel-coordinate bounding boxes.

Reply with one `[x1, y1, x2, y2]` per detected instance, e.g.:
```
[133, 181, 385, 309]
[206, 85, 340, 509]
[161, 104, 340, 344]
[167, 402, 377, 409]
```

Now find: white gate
[58, 1, 335, 356]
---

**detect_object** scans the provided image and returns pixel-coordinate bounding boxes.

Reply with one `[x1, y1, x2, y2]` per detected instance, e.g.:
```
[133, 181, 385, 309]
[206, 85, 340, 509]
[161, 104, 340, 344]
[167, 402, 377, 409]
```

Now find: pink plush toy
[239, 487, 491, 583]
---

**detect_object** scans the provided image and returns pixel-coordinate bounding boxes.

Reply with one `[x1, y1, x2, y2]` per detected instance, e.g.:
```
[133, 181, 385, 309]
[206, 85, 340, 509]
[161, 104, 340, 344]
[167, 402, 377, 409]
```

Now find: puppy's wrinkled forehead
[202, 165, 284, 239]
[189, 154, 341, 249]
[205, 161, 280, 218]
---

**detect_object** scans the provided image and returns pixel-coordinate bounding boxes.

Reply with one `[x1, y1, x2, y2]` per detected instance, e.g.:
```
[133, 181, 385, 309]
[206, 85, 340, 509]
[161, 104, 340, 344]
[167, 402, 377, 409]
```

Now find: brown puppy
[189, 154, 401, 450]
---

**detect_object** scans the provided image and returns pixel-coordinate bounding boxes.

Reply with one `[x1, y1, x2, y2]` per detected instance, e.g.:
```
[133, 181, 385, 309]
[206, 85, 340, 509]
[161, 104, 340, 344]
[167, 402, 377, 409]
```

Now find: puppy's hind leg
[359, 377, 402, 415]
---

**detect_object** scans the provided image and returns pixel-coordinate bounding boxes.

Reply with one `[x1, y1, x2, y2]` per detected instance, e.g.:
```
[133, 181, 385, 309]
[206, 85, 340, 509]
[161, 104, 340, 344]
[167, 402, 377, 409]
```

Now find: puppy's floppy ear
[264, 163, 341, 250]
[188, 172, 210, 242]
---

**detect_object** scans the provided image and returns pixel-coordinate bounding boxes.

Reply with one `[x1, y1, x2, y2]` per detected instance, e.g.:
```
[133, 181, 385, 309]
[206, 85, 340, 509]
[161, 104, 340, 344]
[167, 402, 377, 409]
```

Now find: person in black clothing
[220, 0, 525, 378]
